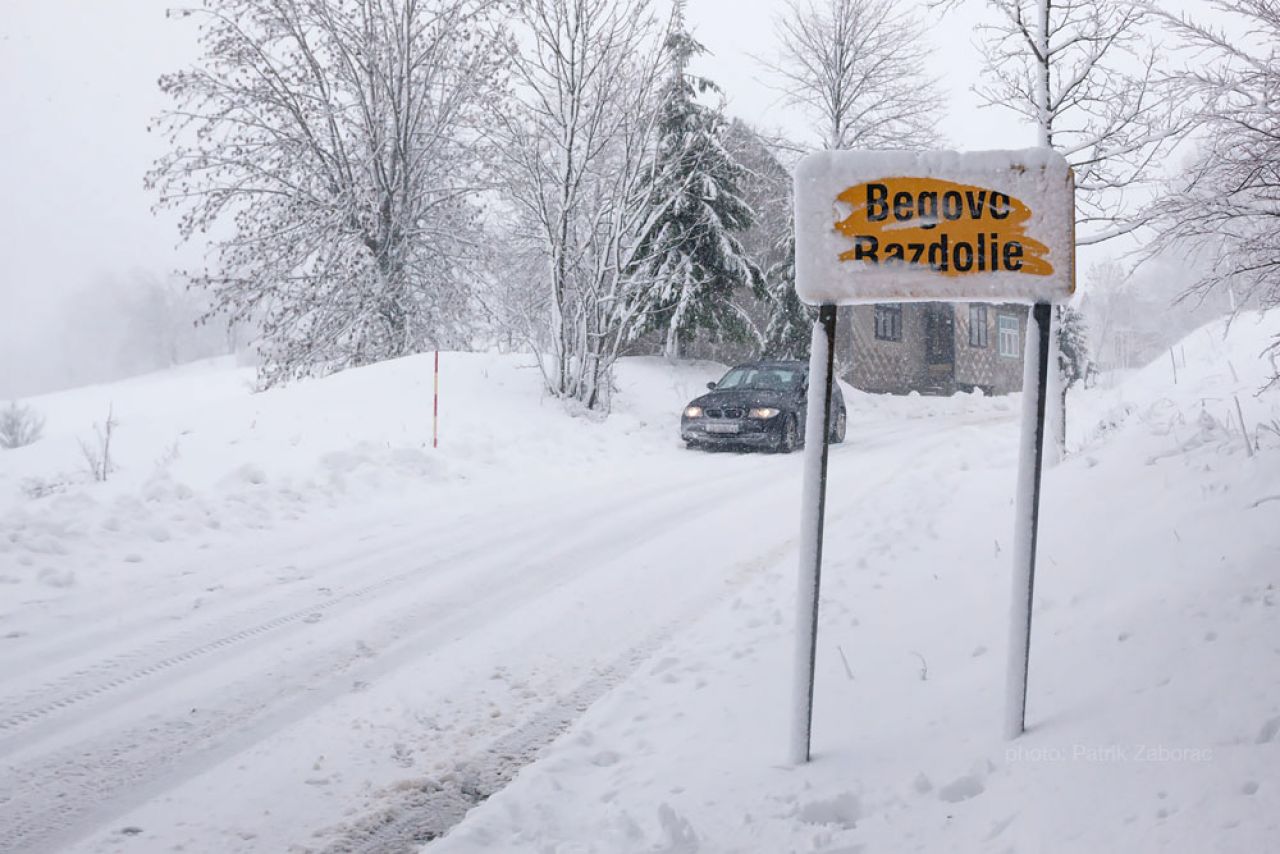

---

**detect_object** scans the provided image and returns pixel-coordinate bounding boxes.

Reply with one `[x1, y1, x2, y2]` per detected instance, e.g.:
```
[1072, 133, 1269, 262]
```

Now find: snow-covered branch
[149, 0, 506, 385]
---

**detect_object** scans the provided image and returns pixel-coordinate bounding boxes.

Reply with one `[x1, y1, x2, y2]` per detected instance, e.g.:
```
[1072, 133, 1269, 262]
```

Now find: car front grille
[705, 407, 744, 419]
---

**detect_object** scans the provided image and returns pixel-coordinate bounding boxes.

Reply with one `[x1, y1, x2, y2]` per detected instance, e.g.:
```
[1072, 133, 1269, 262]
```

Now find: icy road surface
[0, 409, 997, 854]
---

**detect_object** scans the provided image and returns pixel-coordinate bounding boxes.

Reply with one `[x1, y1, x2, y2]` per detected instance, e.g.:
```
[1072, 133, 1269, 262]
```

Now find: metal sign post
[790, 149, 1075, 761]
[1006, 302, 1053, 738]
[792, 303, 838, 765]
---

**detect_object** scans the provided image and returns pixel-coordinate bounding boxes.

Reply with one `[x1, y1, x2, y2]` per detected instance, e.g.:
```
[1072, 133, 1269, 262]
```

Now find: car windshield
[715, 366, 803, 391]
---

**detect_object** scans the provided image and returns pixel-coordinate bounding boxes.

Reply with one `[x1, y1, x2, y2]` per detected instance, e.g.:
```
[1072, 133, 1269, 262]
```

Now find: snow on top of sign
[798, 147, 1066, 176]
[794, 148, 1075, 306]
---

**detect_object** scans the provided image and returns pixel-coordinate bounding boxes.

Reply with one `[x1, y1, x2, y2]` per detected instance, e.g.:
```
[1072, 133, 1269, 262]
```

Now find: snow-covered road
[0, 407, 990, 854]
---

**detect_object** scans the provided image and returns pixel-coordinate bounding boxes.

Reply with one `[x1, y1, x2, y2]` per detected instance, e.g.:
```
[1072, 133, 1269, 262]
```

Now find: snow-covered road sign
[795, 149, 1075, 305]
[790, 148, 1075, 764]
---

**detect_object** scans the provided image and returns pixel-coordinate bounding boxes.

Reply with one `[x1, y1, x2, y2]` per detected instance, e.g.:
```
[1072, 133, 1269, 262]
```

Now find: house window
[874, 304, 902, 341]
[997, 313, 1020, 357]
[969, 305, 989, 348]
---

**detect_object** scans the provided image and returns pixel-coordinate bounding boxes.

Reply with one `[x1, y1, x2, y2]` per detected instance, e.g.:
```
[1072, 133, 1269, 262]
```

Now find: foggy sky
[0, 0, 1184, 398]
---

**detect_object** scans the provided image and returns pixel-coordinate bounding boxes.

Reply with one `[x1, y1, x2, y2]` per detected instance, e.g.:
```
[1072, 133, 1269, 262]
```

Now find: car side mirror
[706, 381, 717, 390]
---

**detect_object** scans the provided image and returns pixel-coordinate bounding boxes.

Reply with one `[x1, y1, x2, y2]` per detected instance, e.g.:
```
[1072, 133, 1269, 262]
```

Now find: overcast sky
[0, 0, 1182, 397]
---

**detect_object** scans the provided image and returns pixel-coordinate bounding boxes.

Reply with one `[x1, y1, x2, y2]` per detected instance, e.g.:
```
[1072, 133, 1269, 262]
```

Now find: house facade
[838, 303, 1029, 395]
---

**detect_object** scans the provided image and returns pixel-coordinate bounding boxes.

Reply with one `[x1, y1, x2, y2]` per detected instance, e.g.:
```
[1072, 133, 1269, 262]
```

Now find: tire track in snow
[317, 534, 798, 854]
[2, 419, 964, 854]
[0, 472, 684, 686]
[0, 460, 783, 854]
[0, 464, 750, 744]
[315, 440, 949, 854]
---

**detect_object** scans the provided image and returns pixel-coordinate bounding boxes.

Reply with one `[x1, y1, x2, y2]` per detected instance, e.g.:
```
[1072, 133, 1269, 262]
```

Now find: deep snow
[432, 313, 1280, 854]
[0, 312, 1277, 854]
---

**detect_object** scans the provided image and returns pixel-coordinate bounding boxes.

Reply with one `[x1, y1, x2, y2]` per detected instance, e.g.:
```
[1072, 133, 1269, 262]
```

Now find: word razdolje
[833, 178, 1053, 277]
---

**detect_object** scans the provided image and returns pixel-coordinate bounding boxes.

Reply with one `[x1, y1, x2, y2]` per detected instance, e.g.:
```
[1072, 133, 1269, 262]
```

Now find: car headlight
[684, 405, 703, 418]
[748, 407, 780, 419]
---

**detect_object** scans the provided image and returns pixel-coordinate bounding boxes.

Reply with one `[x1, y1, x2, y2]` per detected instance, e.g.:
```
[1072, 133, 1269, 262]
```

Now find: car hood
[688, 388, 796, 410]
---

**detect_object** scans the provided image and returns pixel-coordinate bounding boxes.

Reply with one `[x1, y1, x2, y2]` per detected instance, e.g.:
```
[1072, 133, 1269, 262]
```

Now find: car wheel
[779, 413, 799, 453]
[830, 408, 847, 444]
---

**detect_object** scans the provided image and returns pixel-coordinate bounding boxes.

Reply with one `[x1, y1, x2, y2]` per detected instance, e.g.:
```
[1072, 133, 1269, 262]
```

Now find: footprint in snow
[655, 803, 699, 854]
[38, 567, 75, 588]
[984, 813, 1018, 841]
[1256, 716, 1280, 744]
[798, 792, 862, 829]
[591, 750, 620, 767]
[938, 775, 985, 803]
[1242, 781, 1260, 796]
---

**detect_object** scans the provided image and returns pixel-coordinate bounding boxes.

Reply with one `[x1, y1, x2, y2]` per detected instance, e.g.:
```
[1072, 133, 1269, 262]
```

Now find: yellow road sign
[795, 150, 1075, 304]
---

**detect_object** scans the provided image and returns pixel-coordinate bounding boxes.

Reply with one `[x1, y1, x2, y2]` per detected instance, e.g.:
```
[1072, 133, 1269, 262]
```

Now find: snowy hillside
[431, 313, 1280, 854]
[0, 353, 729, 597]
[2, 349, 852, 853]
[1, 314, 1277, 854]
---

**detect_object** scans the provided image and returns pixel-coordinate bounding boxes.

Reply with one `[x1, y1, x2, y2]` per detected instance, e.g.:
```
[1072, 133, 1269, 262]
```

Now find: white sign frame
[789, 148, 1076, 765]
[794, 148, 1075, 305]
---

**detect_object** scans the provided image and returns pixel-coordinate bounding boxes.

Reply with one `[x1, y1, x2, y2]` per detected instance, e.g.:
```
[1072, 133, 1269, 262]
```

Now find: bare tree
[79, 405, 117, 482]
[764, 0, 944, 151]
[759, 0, 945, 370]
[493, 0, 664, 410]
[929, 1, 1187, 450]
[1079, 257, 1131, 371]
[119, 273, 235, 370]
[936, 0, 1186, 244]
[1145, 1, 1280, 381]
[148, 0, 505, 386]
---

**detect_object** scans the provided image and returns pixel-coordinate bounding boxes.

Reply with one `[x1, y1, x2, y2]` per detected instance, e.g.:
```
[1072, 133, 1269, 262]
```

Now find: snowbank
[429, 312, 1280, 854]
[3, 313, 1276, 854]
[0, 353, 727, 596]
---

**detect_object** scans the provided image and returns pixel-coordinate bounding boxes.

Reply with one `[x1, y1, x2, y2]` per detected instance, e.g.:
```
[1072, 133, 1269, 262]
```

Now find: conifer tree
[763, 231, 815, 359]
[632, 2, 763, 358]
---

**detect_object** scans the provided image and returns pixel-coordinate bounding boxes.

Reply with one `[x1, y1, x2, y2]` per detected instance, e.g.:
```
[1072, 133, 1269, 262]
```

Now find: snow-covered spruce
[628, 5, 763, 359]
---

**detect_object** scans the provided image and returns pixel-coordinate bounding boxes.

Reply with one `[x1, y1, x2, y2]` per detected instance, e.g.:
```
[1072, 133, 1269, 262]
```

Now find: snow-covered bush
[0, 401, 45, 449]
[79, 405, 117, 482]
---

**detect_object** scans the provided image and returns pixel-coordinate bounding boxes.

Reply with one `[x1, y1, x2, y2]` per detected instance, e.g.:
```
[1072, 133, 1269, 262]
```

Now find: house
[837, 303, 1029, 395]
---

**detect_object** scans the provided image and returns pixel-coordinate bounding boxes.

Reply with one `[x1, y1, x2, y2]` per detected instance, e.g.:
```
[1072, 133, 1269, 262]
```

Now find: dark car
[680, 360, 846, 452]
